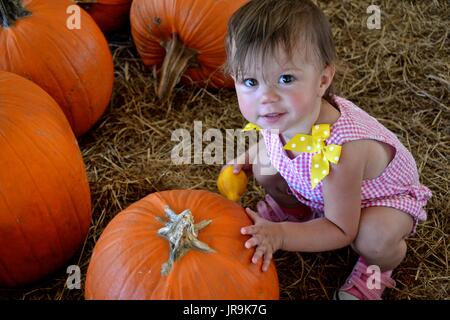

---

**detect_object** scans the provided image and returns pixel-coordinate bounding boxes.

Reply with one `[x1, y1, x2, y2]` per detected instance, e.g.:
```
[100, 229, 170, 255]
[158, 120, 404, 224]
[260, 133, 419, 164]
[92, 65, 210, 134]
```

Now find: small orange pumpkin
[85, 189, 279, 299]
[0, 71, 92, 287]
[130, 0, 248, 102]
[75, 0, 132, 33]
[0, 0, 114, 136]
[217, 166, 248, 202]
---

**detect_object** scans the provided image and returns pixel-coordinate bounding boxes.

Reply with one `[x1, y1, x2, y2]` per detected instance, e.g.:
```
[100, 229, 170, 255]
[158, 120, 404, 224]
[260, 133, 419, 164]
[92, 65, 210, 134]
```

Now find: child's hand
[221, 152, 253, 176]
[241, 207, 283, 272]
[230, 162, 252, 175]
[221, 162, 252, 177]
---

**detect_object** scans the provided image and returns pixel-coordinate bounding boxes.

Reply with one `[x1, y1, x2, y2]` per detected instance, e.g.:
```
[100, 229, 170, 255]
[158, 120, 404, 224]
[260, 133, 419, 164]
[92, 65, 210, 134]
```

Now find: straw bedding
[1, 0, 448, 299]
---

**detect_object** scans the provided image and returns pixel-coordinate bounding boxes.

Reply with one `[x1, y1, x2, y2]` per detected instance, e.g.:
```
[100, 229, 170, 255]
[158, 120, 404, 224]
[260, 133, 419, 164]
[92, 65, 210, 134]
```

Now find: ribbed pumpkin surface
[85, 189, 279, 300]
[130, 0, 248, 91]
[0, 0, 114, 136]
[0, 71, 92, 287]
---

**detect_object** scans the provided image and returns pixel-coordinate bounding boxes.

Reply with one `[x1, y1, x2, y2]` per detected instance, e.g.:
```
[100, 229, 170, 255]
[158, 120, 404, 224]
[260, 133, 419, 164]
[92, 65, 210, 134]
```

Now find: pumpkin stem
[157, 205, 214, 276]
[0, 0, 31, 28]
[157, 33, 198, 103]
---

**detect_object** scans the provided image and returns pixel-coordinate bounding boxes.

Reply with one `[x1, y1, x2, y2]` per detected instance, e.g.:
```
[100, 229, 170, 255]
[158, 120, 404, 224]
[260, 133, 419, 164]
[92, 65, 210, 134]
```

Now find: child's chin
[263, 125, 283, 133]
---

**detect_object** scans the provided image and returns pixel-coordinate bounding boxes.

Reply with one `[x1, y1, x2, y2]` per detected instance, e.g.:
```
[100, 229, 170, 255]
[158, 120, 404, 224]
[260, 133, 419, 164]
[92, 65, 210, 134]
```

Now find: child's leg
[252, 141, 311, 221]
[336, 206, 414, 300]
[352, 206, 414, 271]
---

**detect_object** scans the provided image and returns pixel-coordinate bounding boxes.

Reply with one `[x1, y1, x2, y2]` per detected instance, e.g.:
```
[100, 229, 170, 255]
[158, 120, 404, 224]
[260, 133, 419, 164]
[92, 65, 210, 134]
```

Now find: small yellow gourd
[217, 166, 248, 202]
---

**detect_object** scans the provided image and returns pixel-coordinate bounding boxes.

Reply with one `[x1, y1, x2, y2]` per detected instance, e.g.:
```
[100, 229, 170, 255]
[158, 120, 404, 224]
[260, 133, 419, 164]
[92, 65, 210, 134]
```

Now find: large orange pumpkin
[130, 0, 248, 102]
[0, 71, 92, 287]
[75, 0, 132, 33]
[0, 0, 114, 137]
[85, 190, 279, 299]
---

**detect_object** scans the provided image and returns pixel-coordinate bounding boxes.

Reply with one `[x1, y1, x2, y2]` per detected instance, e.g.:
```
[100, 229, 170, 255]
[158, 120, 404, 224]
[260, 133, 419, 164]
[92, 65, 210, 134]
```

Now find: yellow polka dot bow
[241, 123, 341, 189]
[283, 124, 341, 189]
[241, 122, 261, 132]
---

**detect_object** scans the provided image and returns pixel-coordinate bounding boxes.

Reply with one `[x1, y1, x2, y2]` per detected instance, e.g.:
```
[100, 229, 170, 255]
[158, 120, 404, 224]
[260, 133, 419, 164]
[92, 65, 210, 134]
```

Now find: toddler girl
[223, 0, 431, 300]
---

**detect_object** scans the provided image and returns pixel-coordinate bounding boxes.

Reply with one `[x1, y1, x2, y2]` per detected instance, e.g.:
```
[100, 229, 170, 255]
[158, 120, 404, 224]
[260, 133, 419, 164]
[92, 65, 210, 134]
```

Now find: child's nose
[260, 87, 280, 104]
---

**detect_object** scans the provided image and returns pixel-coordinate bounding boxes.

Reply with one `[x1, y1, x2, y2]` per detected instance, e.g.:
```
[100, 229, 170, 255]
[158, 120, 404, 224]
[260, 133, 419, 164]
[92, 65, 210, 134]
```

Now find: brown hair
[225, 0, 337, 100]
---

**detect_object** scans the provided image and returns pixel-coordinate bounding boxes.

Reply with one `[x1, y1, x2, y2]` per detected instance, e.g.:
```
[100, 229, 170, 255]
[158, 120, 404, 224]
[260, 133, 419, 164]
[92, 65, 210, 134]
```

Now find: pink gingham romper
[260, 96, 432, 233]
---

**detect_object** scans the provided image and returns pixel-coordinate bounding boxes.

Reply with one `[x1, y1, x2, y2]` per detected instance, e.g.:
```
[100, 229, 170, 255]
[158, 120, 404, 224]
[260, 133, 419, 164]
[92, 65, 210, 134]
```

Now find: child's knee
[254, 170, 303, 207]
[252, 140, 278, 179]
[353, 234, 396, 261]
[253, 163, 279, 185]
[254, 171, 286, 199]
[352, 208, 411, 262]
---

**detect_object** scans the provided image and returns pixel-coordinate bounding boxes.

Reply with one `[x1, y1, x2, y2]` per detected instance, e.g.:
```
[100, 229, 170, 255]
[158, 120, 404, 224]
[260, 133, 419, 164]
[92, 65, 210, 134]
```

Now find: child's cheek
[237, 96, 256, 122]
[289, 95, 310, 113]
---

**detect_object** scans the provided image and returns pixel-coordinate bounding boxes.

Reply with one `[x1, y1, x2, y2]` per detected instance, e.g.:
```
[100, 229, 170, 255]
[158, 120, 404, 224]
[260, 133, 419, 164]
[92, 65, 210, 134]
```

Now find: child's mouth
[260, 112, 286, 124]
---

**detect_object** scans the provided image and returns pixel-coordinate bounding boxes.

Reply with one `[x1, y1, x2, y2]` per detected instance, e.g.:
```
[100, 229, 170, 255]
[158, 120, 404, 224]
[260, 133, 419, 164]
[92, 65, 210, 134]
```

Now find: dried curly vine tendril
[157, 205, 215, 276]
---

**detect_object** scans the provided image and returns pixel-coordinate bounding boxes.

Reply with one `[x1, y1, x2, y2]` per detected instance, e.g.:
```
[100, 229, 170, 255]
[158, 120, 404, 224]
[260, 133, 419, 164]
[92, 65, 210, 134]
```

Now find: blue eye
[243, 78, 258, 87]
[279, 74, 295, 84]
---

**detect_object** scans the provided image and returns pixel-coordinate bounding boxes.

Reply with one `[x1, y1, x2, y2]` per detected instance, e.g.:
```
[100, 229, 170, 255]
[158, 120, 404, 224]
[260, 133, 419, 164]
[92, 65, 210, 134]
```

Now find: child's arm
[224, 138, 261, 174]
[280, 140, 367, 251]
[242, 209, 358, 271]
[242, 141, 367, 270]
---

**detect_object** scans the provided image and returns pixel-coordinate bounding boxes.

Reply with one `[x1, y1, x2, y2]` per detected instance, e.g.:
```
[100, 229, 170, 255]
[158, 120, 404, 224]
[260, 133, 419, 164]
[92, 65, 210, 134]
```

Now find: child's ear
[318, 64, 335, 97]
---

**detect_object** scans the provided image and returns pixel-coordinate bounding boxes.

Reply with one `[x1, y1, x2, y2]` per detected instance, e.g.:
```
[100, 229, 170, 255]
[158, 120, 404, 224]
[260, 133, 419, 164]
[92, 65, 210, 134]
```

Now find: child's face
[233, 46, 333, 136]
